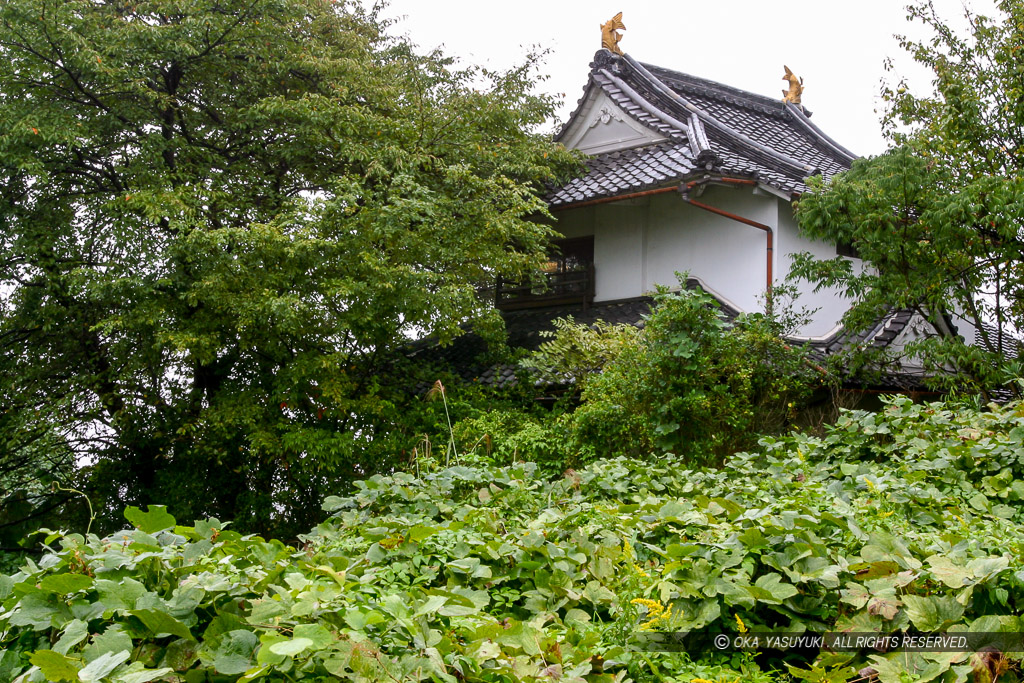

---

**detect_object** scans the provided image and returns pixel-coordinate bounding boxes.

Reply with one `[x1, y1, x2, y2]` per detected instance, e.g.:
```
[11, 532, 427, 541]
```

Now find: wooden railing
[495, 263, 595, 310]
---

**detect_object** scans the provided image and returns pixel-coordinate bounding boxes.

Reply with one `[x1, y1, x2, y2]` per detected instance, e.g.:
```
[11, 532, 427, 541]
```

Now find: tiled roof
[549, 141, 697, 206]
[550, 51, 856, 206]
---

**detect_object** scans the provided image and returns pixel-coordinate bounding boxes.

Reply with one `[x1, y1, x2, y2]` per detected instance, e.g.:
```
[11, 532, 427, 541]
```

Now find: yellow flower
[633, 563, 649, 577]
[735, 613, 748, 633]
[691, 679, 715, 683]
[862, 476, 877, 493]
[631, 598, 663, 614]
[631, 598, 668, 631]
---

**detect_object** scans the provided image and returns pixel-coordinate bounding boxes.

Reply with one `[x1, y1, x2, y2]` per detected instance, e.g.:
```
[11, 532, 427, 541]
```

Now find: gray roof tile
[550, 51, 856, 207]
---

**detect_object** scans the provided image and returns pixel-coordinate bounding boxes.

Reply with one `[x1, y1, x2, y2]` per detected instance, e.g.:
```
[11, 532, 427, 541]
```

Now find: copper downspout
[551, 176, 774, 293]
[680, 179, 773, 293]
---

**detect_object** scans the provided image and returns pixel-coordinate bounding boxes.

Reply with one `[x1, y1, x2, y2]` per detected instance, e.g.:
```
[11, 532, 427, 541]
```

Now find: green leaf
[8, 591, 59, 630]
[269, 637, 314, 657]
[564, 608, 591, 625]
[967, 556, 1009, 579]
[582, 581, 616, 606]
[0, 574, 13, 600]
[54, 619, 90, 655]
[848, 561, 900, 581]
[747, 573, 799, 604]
[130, 609, 193, 640]
[968, 493, 989, 511]
[84, 626, 134, 664]
[247, 599, 287, 624]
[786, 662, 858, 682]
[237, 665, 273, 683]
[208, 630, 259, 675]
[868, 651, 949, 683]
[408, 525, 439, 542]
[902, 594, 964, 631]
[29, 650, 81, 682]
[413, 595, 448, 618]
[343, 607, 385, 631]
[124, 505, 177, 534]
[159, 638, 199, 672]
[113, 662, 176, 683]
[293, 624, 334, 650]
[39, 574, 93, 595]
[95, 578, 148, 611]
[926, 556, 972, 589]
[79, 650, 131, 682]
[321, 496, 346, 512]
[840, 583, 871, 610]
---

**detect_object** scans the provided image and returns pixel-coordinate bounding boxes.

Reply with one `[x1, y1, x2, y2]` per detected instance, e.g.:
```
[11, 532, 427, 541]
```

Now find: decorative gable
[878, 311, 940, 371]
[559, 89, 667, 155]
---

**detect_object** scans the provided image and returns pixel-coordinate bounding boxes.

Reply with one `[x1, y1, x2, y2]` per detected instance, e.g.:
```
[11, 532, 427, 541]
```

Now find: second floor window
[544, 236, 594, 274]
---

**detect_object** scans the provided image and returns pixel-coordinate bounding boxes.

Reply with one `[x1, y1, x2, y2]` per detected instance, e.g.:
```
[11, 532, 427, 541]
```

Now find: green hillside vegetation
[2, 396, 1023, 682]
[0, 0, 579, 539]
[5, 1, 1024, 681]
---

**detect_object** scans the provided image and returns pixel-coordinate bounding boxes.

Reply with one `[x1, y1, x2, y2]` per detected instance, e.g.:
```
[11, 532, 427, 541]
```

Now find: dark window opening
[496, 236, 595, 310]
[544, 237, 594, 274]
[836, 240, 860, 259]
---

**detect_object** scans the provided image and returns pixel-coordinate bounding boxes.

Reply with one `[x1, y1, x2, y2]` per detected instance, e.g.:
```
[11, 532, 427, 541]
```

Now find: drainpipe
[550, 177, 776, 302]
[681, 180, 836, 382]
[678, 179, 774, 303]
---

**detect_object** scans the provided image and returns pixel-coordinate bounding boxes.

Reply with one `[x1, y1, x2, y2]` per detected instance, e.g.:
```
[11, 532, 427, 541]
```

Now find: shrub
[533, 280, 820, 466]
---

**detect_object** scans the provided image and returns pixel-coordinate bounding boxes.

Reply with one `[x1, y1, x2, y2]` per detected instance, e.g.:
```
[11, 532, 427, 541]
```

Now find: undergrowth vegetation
[3, 397, 1024, 682]
[449, 282, 821, 477]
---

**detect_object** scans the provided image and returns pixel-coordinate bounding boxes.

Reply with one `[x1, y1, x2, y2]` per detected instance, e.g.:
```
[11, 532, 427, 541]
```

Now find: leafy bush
[452, 408, 572, 475]
[519, 316, 641, 389]
[2, 396, 1024, 682]
[549, 281, 819, 466]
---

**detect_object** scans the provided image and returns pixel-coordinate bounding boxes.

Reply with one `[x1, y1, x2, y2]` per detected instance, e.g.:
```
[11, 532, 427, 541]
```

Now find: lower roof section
[410, 284, 927, 392]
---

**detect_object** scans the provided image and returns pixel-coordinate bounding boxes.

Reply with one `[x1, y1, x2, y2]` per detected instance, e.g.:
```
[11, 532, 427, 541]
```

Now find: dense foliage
[3, 396, 1023, 682]
[0, 0, 578, 537]
[793, 0, 1024, 399]
[517, 282, 819, 468]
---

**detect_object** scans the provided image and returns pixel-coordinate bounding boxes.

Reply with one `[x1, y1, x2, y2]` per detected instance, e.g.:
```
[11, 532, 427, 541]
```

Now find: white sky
[376, 0, 999, 157]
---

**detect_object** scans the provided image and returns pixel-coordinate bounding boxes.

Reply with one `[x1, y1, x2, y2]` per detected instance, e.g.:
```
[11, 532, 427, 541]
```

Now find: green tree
[0, 0, 578, 536]
[793, 0, 1024, 399]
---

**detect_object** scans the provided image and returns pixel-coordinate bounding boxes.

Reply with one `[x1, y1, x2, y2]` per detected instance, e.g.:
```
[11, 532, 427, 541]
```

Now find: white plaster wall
[593, 203, 645, 301]
[553, 188, 863, 340]
[775, 201, 859, 339]
[554, 187, 772, 310]
[645, 189, 769, 314]
[553, 202, 647, 302]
